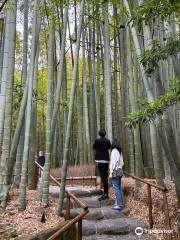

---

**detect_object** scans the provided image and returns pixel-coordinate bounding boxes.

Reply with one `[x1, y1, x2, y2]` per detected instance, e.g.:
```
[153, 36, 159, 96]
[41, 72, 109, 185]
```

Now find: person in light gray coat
[109, 140, 124, 211]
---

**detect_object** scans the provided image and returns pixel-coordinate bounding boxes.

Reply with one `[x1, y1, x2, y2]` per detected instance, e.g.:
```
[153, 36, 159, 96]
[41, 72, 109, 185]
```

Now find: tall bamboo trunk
[0, 0, 17, 208]
[14, 0, 29, 188]
[88, 25, 96, 156]
[0, 18, 4, 89]
[143, 22, 165, 183]
[117, 2, 129, 169]
[0, 13, 10, 152]
[41, 19, 54, 206]
[62, 59, 67, 149]
[112, 8, 120, 140]
[40, 7, 68, 207]
[102, 0, 112, 142]
[127, 27, 143, 176]
[57, 0, 85, 215]
[28, 47, 39, 189]
[76, 75, 84, 165]
[82, 24, 92, 165]
[50, 6, 68, 145]
[14, 127, 24, 187]
[19, 0, 40, 210]
[95, 20, 101, 131]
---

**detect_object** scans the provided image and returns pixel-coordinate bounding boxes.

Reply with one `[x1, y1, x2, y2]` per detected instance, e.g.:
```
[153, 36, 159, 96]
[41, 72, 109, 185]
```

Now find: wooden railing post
[95, 177, 97, 189]
[147, 184, 153, 229]
[66, 194, 71, 220]
[100, 179, 103, 189]
[77, 219, 82, 240]
[83, 177, 85, 187]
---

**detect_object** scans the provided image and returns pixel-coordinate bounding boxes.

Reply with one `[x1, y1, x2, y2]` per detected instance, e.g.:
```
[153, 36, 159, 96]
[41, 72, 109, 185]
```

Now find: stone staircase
[50, 186, 156, 240]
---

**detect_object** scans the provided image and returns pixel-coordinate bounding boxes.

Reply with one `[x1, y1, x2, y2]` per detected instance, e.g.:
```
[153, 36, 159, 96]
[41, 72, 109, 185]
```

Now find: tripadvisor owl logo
[135, 227, 174, 235]
[135, 227, 144, 235]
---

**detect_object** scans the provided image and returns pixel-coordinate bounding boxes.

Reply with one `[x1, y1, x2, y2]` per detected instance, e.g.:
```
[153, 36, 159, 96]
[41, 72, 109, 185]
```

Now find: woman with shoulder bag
[109, 140, 124, 211]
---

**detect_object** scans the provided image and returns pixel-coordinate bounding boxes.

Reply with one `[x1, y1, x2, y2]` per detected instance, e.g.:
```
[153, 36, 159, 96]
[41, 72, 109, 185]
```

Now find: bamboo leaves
[140, 37, 180, 76]
[126, 77, 180, 128]
[132, 0, 180, 27]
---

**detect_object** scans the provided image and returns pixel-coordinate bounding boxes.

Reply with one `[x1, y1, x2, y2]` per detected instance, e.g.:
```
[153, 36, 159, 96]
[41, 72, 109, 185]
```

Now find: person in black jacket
[38, 151, 45, 178]
[38, 151, 45, 166]
[93, 129, 111, 201]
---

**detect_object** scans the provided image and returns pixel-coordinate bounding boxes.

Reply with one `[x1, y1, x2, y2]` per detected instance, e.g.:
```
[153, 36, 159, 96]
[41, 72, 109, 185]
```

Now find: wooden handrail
[55, 176, 97, 188]
[47, 209, 89, 240]
[35, 161, 89, 240]
[66, 191, 88, 210]
[124, 171, 171, 233]
[57, 176, 97, 180]
[36, 161, 61, 186]
[124, 171, 167, 192]
[36, 161, 88, 210]
[0, 0, 8, 12]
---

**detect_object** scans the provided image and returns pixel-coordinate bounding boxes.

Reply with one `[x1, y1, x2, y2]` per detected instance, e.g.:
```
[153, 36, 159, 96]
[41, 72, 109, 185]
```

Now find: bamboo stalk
[147, 185, 153, 228]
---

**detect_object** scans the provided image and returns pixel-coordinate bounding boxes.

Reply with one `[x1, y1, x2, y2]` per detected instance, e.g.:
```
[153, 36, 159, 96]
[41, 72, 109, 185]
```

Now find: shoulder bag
[112, 153, 123, 178]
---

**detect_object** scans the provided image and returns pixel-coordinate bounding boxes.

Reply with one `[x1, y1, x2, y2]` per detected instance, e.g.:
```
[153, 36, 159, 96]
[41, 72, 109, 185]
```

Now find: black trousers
[98, 163, 109, 195]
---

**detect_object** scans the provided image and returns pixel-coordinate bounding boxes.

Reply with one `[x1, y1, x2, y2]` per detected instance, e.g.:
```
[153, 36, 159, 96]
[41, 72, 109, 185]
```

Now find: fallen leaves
[0, 177, 179, 240]
[0, 188, 62, 239]
[110, 177, 180, 240]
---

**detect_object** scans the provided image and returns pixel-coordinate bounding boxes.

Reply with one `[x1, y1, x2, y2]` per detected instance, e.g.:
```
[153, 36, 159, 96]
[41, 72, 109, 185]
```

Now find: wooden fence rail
[35, 161, 89, 240]
[56, 176, 97, 187]
[124, 171, 171, 232]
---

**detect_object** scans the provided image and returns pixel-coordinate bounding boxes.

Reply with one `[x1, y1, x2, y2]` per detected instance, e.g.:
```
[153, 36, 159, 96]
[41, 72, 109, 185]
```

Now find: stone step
[49, 185, 156, 240]
[82, 217, 149, 237]
[82, 218, 130, 236]
[69, 207, 130, 220]
[49, 185, 102, 198]
[83, 233, 156, 240]
[75, 196, 115, 208]
[63, 195, 115, 209]
[68, 188, 103, 197]
[63, 196, 114, 209]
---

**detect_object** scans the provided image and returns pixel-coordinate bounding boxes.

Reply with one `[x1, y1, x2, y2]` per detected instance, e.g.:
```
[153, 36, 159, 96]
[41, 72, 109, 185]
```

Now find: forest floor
[0, 174, 179, 239]
[119, 178, 180, 240]
[0, 187, 63, 239]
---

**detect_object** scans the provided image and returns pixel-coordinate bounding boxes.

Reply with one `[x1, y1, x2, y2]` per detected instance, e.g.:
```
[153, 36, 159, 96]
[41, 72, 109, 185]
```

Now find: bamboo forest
[0, 0, 180, 239]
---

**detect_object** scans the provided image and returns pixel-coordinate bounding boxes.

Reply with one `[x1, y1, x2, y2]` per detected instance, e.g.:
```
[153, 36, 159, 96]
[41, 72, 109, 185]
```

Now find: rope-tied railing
[35, 161, 89, 240]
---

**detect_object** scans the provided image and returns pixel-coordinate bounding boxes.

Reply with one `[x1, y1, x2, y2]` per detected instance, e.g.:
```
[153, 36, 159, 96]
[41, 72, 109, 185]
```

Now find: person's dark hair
[98, 129, 106, 137]
[111, 139, 121, 153]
